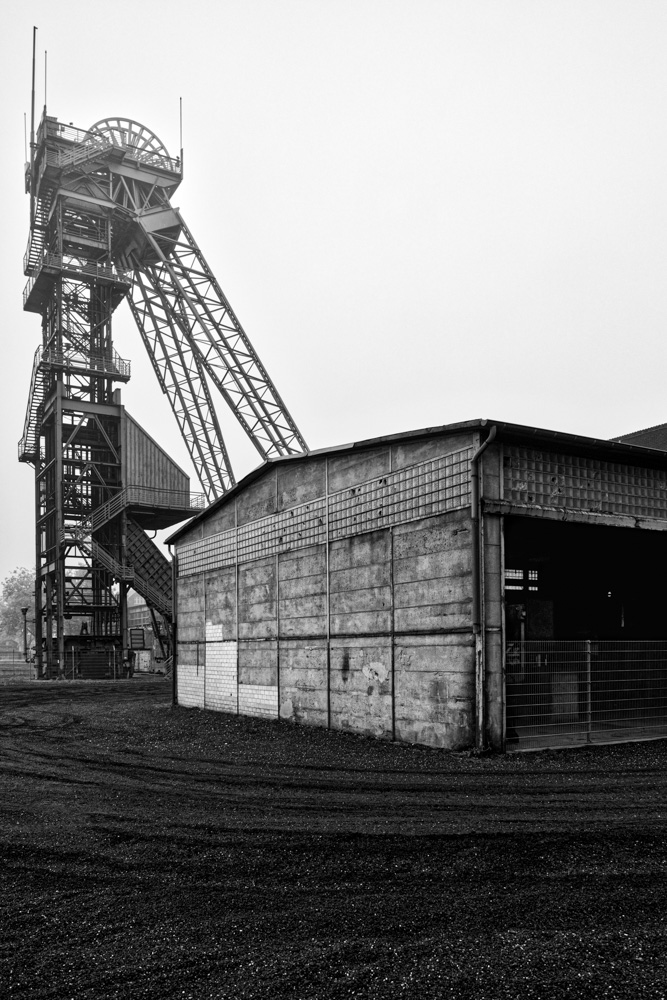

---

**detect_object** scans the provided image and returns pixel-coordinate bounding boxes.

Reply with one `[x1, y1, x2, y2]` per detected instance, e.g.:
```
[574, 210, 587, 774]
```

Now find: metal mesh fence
[0, 650, 36, 682]
[506, 640, 667, 750]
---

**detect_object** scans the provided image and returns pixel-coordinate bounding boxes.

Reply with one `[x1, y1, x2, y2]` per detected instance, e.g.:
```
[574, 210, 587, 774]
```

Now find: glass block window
[178, 446, 472, 576]
[328, 450, 471, 540]
[504, 447, 667, 520]
[178, 529, 236, 577]
[237, 499, 327, 563]
[505, 568, 539, 593]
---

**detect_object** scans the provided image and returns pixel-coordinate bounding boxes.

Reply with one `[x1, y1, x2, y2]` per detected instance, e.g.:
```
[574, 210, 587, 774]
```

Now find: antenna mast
[29, 26, 36, 226]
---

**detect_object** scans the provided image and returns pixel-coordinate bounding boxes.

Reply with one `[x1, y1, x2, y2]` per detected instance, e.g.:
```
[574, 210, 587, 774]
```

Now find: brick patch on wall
[205, 623, 238, 713]
[238, 683, 279, 719]
[177, 662, 205, 709]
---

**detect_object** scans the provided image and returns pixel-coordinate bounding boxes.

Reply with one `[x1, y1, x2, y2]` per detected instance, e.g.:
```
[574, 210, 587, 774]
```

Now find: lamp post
[20, 607, 29, 663]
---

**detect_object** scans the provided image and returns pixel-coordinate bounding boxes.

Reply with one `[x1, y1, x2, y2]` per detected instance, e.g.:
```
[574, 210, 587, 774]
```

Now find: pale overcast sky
[1, 0, 667, 582]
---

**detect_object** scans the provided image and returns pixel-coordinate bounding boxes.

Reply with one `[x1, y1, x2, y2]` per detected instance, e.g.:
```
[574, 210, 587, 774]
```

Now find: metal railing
[23, 253, 131, 307]
[18, 346, 45, 461]
[41, 347, 131, 379]
[90, 541, 171, 617]
[77, 485, 206, 535]
[65, 534, 172, 619]
[23, 227, 48, 275]
[18, 346, 132, 463]
[131, 574, 172, 618]
[39, 119, 91, 146]
[61, 485, 205, 545]
[90, 540, 134, 582]
[46, 140, 113, 171]
[124, 485, 206, 511]
[506, 640, 667, 750]
[61, 645, 124, 681]
[39, 118, 182, 173]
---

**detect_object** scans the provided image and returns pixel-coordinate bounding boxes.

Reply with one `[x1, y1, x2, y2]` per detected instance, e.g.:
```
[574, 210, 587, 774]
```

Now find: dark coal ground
[2, 680, 667, 999]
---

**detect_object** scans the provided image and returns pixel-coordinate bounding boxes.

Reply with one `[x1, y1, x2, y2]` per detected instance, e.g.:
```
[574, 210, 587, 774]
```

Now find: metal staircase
[126, 518, 173, 616]
[19, 347, 132, 464]
[69, 487, 197, 629]
[88, 536, 172, 619]
[72, 505, 177, 621]
[18, 347, 47, 462]
[23, 227, 47, 275]
[55, 135, 114, 172]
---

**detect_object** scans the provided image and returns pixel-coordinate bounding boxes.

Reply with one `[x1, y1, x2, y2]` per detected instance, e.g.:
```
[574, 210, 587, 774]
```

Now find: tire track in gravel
[3, 680, 667, 998]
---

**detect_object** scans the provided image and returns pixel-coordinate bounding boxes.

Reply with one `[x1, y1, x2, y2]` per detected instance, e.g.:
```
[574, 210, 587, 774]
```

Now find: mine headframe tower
[21, 113, 307, 677]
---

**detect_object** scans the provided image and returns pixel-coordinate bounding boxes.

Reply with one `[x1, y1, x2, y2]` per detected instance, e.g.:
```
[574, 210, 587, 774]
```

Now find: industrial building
[168, 419, 667, 752]
[19, 81, 667, 753]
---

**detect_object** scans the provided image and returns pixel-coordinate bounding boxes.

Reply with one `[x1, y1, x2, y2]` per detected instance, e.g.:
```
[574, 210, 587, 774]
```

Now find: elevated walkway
[23, 252, 131, 314]
[83, 484, 205, 534]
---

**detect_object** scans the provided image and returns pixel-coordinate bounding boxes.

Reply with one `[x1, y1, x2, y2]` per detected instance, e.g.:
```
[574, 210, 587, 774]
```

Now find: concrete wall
[175, 431, 482, 749]
[176, 511, 475, 746]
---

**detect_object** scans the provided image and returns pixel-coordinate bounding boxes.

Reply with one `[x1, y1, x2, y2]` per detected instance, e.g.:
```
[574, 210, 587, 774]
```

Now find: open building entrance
[503, 517, 667, 749]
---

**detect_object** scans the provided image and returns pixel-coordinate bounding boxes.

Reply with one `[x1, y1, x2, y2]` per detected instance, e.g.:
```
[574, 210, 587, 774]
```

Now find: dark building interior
[504, 517, 667, 641]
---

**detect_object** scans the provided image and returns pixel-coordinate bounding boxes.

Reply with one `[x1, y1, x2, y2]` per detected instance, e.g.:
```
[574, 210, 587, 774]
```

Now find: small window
[505, 567, 539, 593]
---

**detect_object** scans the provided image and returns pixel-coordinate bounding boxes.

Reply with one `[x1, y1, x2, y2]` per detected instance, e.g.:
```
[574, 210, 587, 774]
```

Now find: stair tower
[21, 113, 307, 677]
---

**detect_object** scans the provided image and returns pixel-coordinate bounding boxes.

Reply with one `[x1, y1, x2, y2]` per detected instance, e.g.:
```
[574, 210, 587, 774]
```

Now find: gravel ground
[1, 678, 667, 999]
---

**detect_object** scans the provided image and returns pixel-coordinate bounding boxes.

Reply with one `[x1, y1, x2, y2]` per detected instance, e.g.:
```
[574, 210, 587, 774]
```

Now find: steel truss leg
[129, 269, 235, 502]
[135, 213, 307, 463]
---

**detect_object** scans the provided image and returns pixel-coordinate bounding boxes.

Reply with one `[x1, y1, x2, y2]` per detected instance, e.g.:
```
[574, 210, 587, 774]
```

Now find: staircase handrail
[19, 346, 133, 463]
[51, 135, 114, 170]
[90, 539, 171, 616]
[131, 574, 172, 617]
[18, 347, 46, 461]
[23, 227, 48, 275]
[90, 540, 134, 582]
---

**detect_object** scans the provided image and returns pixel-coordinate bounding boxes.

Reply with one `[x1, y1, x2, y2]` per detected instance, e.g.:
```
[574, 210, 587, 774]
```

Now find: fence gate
[505, 640, 667, 750]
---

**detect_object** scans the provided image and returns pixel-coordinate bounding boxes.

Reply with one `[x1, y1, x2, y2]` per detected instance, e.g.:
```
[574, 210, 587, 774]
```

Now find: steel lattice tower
[21, 113, 307, 677]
